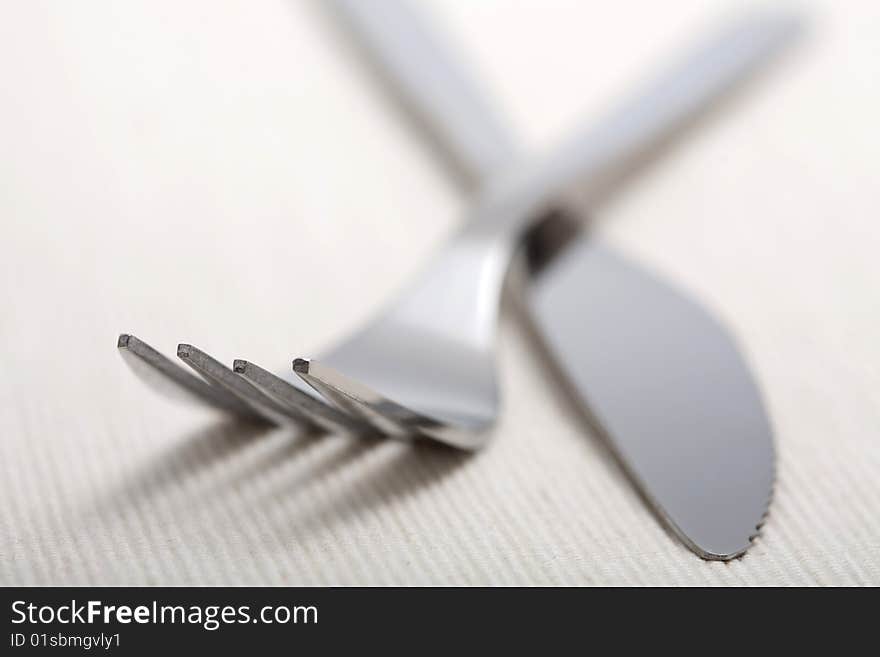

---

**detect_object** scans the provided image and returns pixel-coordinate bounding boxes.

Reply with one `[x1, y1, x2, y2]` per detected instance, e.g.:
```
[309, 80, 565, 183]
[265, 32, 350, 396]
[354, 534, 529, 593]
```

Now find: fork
[119, 9, 797, 450]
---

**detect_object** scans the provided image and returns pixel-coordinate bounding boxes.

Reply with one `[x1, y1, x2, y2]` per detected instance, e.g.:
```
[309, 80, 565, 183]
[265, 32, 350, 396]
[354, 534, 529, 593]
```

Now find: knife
[328, 0, 798, 559]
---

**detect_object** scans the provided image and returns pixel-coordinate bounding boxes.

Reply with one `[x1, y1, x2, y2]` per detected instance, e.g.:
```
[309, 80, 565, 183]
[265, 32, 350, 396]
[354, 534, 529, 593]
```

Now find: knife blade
[527, 238, 774, 559]
[328, 0, 796, 559]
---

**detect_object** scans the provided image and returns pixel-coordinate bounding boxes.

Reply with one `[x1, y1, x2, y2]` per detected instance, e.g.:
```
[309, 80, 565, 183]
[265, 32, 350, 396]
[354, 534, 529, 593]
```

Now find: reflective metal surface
[327, 0, 518, 186]
[117, 1, 797, 548]
[529, 238, 775, 559]
[117, 334, 265, 422]
[176, 344, 314, 427]
[296, 226, 512, 449]
[232, 359, 364, 434]
[312, 0, 790, 556]
[292, 7, 798, 457]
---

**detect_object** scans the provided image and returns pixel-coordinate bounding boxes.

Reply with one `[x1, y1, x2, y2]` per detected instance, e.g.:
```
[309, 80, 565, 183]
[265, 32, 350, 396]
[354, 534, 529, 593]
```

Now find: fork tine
[293, 358, 491, 450]
[232, 359, 367, 434]
[293, 358, 408, 437]
[117, 334, 266, 422]
[177, 344, 314, 428]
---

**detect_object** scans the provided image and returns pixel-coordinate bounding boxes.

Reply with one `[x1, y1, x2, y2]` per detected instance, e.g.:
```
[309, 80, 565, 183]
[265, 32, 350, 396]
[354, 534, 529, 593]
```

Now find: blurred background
[1, 1, 877, 585]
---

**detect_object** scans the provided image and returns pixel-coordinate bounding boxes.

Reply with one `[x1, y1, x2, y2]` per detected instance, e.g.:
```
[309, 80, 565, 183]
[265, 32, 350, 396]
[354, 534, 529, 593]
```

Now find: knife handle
[329, 0, 517, 188]
[331, 1, 801, 238]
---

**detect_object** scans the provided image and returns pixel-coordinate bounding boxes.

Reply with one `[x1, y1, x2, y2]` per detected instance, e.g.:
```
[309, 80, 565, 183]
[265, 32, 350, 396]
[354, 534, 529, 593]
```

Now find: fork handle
[331, 0, 800, 237]
[472, 11, 801, 235]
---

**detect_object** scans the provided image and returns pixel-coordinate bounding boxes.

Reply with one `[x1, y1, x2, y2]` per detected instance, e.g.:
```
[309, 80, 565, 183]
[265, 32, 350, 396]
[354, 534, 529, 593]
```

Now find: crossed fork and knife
[119, 0, 801, 560]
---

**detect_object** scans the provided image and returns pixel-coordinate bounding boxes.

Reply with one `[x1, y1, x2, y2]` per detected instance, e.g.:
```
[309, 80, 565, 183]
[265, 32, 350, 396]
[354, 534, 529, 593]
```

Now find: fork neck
[456, 150, 575, 252]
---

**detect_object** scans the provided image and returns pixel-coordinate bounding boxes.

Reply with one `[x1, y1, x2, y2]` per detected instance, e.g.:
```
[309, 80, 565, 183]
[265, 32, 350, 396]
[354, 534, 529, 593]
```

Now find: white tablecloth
[1, 0, 877, 585]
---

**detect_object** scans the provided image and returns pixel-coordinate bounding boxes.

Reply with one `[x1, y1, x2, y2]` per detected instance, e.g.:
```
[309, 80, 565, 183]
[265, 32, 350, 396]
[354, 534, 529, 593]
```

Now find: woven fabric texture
[1, 0, 877, 585]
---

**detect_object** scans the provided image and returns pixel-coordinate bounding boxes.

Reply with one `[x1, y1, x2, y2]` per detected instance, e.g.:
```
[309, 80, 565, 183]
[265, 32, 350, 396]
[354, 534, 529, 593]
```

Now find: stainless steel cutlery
[119, 2, 799, 558]
[325, 0, 794, 560]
